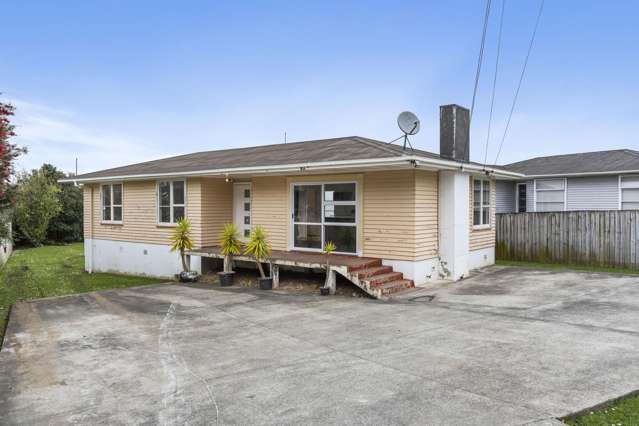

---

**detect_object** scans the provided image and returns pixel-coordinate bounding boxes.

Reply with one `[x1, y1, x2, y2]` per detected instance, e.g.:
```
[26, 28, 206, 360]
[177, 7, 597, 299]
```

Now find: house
[495, 150, 639, 213]
[62, 105, 522, 297]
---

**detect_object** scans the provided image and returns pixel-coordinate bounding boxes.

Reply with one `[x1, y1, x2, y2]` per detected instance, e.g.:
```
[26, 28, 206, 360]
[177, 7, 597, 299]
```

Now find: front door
[233, 183, 252, 241]
[291, 182, 357, 254]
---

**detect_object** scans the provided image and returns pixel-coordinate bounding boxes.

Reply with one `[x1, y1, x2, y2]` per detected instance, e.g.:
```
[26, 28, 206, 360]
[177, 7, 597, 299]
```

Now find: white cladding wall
[496, 181, 516, 213]
[566, 176, 619, 210]
[85, 238, 183, 278]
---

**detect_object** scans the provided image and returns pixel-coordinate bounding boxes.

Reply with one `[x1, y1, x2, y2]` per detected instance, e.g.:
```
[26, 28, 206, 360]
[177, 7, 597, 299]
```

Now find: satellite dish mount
[389, 111, 420, 151]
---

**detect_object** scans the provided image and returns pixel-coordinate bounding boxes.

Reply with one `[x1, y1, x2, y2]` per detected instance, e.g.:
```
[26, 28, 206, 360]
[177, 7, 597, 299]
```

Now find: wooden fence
[496, 210, 639, 270]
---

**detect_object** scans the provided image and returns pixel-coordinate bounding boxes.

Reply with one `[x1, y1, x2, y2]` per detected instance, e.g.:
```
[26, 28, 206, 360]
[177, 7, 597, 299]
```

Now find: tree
[38, 164, 83, 243]
[14, 170, 62, 246]
[0, 100, 27, 203]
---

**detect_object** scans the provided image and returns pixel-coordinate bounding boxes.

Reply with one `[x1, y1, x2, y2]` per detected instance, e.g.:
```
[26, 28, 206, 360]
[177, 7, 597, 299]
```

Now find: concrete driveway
[1, 267, 639, 425]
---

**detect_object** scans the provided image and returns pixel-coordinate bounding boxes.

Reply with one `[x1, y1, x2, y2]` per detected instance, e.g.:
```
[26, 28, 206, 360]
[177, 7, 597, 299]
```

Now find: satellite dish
[397, 111, 420, 135]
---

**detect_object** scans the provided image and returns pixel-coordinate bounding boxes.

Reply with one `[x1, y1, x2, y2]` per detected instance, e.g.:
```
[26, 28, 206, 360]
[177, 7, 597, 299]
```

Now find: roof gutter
[59, 155, 524, 184]
[519, 169, 639, 178]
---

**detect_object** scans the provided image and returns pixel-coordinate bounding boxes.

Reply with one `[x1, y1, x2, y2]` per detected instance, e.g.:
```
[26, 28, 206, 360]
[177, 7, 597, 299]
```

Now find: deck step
[356, 266, 393, 279]
[379, 280, 415, 296]
[347, 259, 382, 273]
[363, 272, 405, 288]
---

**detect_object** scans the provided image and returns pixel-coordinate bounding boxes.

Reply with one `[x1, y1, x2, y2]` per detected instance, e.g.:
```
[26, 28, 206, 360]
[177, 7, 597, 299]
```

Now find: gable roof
[65, 136, 522, 182]
[502, 149, 639, 176]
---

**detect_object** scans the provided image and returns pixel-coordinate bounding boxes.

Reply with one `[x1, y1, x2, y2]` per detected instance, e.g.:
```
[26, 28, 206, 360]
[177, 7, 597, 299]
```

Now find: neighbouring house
[495, 150, 639, 213]
[61, 104, 522, 298]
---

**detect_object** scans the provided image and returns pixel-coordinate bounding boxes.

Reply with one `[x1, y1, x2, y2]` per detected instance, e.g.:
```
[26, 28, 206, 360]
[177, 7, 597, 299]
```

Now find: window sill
[101, 221, 123, 226]
[472, 224, 492, 231]
[156, 223, 178, 228]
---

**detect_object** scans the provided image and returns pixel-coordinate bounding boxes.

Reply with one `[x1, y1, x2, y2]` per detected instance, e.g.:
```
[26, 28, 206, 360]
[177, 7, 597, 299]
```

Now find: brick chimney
[440, 104, 470, 163]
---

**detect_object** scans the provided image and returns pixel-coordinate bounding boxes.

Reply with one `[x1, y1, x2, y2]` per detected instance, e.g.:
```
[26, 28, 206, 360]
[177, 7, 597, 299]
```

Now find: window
[292, 182, 357, 253]
[158, 180, 186, 224]
[621, 176, 639, 210]
[535, 179, 565, 212]
[101, 183, 123, 223]
[473, 179, 491, 227]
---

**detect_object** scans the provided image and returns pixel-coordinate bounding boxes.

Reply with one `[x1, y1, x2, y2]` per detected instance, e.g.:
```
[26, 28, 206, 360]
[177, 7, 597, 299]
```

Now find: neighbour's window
[621, 176, 639, 210]
[535, 179, 565, 212]
[158, 180, 186, 224]
[473, 179, 491, 227]
[101, 183, 123, 223]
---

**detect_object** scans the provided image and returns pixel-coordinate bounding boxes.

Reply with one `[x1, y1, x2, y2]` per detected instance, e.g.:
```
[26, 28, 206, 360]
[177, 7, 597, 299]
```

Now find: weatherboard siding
[84, 179, 203, 246]
[251, 176, 288, 251]
[201, 178, 233, 247]
[496, 180, 515, 213]
[363, 170, 439, 261]
[566, 176, 619, 211]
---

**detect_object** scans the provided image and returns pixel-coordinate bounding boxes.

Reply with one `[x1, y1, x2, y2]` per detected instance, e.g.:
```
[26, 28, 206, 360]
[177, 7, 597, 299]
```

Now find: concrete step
[355, 266, 393, 279]
[379, 280, 415, 296]
[364, 272, 404, 288]
[347, 258, 382, 273]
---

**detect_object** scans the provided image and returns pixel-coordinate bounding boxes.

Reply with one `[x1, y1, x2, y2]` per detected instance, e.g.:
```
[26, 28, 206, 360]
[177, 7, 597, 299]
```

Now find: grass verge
[0, 242, 163, 345]
[495, 259, 639, 276]
[563, 392, 639, 425]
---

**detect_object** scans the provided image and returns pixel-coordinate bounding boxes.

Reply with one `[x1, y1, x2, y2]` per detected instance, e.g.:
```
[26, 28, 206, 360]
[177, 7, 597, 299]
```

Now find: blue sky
[2, 1, 638, 174]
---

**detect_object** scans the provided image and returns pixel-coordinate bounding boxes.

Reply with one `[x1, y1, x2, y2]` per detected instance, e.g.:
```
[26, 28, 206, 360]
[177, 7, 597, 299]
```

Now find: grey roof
[502, 149, 639, 176]
[71, 136, 444, 180]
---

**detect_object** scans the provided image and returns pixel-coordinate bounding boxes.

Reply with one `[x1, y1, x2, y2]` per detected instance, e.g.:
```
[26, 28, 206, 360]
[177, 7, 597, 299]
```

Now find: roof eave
[59, 155, 525, 184]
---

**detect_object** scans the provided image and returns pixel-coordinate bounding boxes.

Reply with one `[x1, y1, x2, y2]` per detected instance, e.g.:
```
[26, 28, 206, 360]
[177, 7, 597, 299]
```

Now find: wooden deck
[188, 246, 379, 272]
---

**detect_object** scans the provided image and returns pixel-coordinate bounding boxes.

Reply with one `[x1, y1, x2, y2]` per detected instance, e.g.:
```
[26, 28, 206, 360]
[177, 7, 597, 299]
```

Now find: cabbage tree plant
[169, 218, 194, 273]
[243, 225, 271, 278]
[220, 223, 242, 273]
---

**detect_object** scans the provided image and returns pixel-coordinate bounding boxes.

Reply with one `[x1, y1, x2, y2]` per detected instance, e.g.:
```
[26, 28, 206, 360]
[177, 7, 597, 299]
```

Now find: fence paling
[495, 210, 639, 270]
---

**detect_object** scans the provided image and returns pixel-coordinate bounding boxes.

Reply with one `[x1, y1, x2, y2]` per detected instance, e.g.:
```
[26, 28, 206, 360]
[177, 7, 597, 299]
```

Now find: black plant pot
[319, 287, 330, 296]
[258, 277, 273, 290]
[218, 271, 234, 287]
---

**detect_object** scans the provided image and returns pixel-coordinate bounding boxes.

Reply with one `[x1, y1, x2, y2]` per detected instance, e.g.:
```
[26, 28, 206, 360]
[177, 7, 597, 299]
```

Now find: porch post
[438, 171, 470, 280]
[271, 262, 279, 288]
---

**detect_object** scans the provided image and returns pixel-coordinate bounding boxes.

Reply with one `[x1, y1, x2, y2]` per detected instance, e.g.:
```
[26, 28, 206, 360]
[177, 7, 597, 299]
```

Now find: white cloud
[8, 98, 165, 175]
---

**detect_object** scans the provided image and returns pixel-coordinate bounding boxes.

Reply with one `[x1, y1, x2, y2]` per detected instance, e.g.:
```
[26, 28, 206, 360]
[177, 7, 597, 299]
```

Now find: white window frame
[156, 179, 187, 225]
[534, 178, 566, 212]
[472, 178, 492, 229]
[101, 183, 123, 224]
[289, 181, 359, 255]
[620, 175, 639, 210]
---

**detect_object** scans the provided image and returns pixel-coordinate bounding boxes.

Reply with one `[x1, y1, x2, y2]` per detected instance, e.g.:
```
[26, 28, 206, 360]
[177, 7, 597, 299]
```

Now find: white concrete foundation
[469, 246, 495, 271]
[84, 238, 183, 278]
[382, 258, 442, 286]
[438, 171, 470, 280]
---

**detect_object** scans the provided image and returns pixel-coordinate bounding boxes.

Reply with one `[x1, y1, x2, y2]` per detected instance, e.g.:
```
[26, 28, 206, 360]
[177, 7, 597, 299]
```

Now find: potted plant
[169, 218, 198, 282]
[320, 241, 336, 296]
[218, 223, 242, 286]
[243, 225, 272, 290]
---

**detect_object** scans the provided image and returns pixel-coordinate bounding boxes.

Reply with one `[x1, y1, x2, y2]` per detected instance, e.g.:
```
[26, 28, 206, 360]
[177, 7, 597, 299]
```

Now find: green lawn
[495, 259, 639, 276]
[564, 393, 639, 425]
[0, 242, 164, 344]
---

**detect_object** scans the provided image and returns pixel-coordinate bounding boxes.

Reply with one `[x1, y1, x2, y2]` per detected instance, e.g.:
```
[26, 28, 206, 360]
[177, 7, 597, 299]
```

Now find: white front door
[233, 183, 252, 241]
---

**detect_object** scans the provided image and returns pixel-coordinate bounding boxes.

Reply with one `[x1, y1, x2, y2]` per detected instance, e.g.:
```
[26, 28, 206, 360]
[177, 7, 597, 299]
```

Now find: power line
[494, 0, 545, 166]
[469, 0, 492, 123]
[482, 0, 506, 168]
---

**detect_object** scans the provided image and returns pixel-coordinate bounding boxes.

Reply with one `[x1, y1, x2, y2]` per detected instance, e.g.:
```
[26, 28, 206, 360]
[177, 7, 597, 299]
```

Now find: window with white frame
[473, 179, 491, 227]
[158, 180, 186, 224]
[621, 176, 639, 210]
[535, 179, 565, 212]
[101, 183, 123, 223]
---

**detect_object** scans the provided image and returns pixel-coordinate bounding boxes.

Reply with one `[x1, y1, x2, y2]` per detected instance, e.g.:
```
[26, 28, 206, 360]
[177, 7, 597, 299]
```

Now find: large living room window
[101, 183, 123, 223]
[621, 176, 639, 210]
[292, 182, 357, 254]
[535, 179, 565, 212]
[158, 180, 186, 224]
[473, 179, 491, 227]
